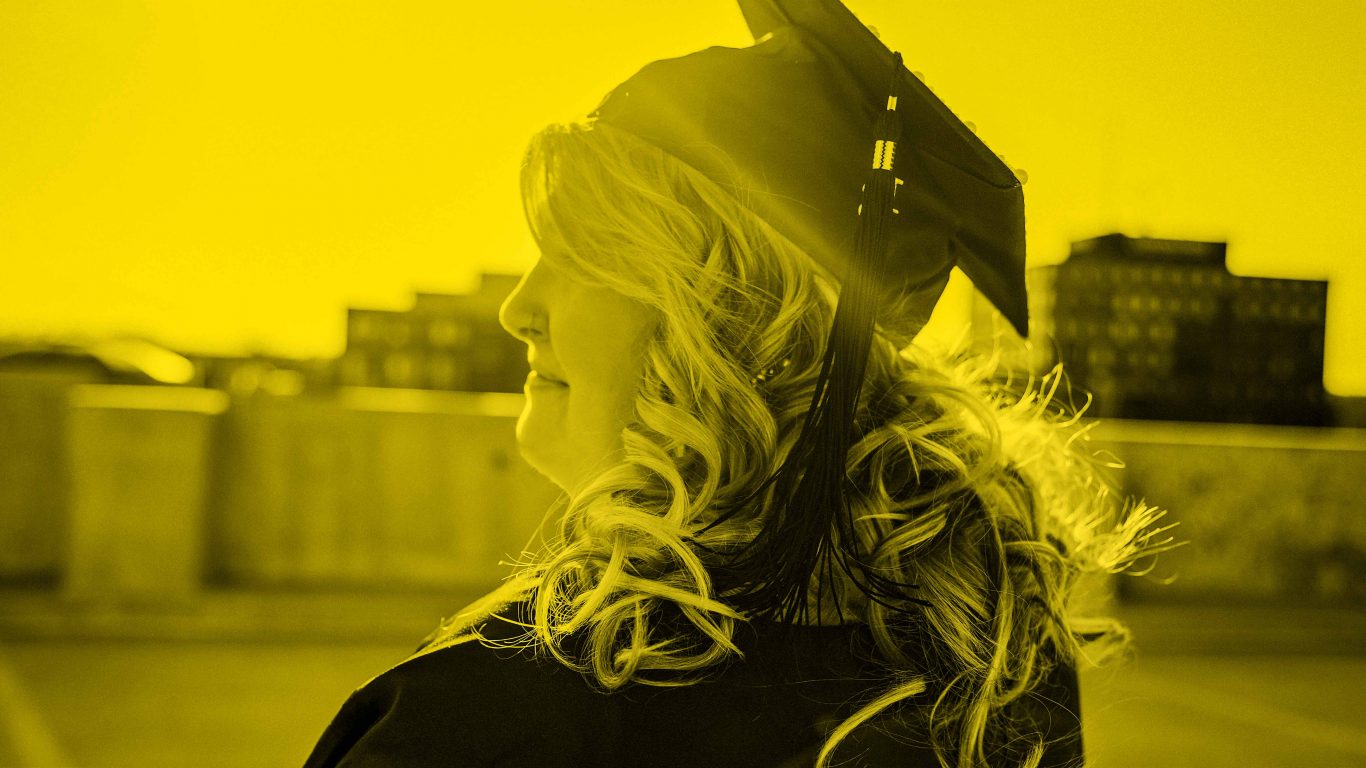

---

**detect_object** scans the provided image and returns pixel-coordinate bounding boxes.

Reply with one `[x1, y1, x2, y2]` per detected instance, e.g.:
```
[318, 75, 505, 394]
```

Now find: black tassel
[708, 54, 928, 625]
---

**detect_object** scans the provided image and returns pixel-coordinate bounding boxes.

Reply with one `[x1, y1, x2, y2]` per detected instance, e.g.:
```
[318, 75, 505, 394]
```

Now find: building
[336, 273, 526, 393]
[1008, 234, 1330, 426]
[190, 352, 334, 396]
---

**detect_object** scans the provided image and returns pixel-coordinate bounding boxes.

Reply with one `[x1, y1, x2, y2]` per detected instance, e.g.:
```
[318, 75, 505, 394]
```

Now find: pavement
[0, 588, 1363, 767]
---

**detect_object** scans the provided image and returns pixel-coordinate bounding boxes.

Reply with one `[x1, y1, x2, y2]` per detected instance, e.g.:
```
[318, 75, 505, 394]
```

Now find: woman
[305, 2, 1170, 766]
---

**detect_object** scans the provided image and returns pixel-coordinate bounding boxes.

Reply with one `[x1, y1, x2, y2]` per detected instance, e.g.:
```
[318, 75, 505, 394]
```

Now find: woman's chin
[514, 441, 609, 499]
[513, 429, 572, 494]
[513, 406, 624, 497]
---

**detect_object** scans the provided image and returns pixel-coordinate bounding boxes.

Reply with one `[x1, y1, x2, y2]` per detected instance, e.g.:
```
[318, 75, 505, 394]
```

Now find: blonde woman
[305, 2, 1169, 766]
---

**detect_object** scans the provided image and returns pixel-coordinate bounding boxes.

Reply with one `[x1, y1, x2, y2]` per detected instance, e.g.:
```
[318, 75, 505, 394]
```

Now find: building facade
[1019, 234, 1330, 425]
[336, 273, 526, 393]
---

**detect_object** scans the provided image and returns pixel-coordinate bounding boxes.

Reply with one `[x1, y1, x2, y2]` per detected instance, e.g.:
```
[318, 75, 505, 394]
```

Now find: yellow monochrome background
[0, 2, 1363, 767]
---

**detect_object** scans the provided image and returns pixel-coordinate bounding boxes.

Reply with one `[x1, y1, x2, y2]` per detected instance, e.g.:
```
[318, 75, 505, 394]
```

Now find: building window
[427, 318, 470, 348]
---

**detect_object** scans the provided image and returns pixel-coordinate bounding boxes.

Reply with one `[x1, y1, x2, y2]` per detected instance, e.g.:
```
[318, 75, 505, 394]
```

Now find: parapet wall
[2, 383, 1361, 605]
[0, 383, 560, 603]
[1090, 419, 1366, 604]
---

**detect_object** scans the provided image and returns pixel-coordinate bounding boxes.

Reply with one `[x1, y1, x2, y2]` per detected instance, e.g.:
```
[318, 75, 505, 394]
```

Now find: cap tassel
[709, 54, 928, 625]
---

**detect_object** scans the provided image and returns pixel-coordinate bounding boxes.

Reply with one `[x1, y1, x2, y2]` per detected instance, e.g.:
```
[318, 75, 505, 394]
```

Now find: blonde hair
[426, 122, 1175, 767]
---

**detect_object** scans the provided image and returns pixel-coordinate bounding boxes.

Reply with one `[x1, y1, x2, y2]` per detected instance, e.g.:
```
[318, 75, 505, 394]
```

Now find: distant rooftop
[1070, 233, 1228, 268]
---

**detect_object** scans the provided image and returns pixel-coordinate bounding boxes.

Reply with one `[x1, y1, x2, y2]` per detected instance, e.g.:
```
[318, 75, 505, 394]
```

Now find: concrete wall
[1, 382, 561, 598]
[64, 385, 227, 604]
[208, 388, 561, 589]
[1092, 420, 1366, 604]
[4, 377, 1363, 605]
[0, 377, 73, 580]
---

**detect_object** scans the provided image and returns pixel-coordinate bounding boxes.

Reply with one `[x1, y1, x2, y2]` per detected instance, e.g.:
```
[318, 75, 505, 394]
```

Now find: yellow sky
[2, 1, 1363, 394]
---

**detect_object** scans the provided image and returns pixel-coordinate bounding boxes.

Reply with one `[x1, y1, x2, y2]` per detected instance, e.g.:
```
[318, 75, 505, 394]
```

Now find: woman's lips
[527, 371, 569, 389]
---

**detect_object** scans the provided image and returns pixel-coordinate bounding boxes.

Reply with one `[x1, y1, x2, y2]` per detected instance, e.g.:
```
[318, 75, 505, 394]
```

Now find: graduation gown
[303, 602, 1083, 767]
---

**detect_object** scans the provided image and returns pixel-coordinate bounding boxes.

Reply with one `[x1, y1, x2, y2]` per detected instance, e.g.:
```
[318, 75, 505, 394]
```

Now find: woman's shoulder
[303, 605, 881, 768]
[303, 610, 623, 768]
[303, 604, 1081, 768]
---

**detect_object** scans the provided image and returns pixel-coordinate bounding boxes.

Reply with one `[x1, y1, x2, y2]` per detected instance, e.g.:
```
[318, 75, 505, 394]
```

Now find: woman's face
[498, 246, 658, 495]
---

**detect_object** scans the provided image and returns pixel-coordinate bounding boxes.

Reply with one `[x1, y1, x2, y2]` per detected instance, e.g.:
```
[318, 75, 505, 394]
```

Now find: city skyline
[3, 1, 1363, 393]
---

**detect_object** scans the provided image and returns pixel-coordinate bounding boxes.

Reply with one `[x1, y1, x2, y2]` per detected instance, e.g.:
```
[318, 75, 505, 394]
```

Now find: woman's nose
[498, 263, 547, 343]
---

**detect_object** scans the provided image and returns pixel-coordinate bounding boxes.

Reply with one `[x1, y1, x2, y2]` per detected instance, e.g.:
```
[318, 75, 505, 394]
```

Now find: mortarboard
[587, 0, 1028, 623]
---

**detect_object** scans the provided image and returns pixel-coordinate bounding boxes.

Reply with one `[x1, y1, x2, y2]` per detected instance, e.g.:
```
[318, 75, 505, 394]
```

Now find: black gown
[303, 601, 1083, 767]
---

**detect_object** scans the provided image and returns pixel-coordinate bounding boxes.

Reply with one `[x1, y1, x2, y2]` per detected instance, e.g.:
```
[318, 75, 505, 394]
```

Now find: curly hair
[423, 122, 1176, 767]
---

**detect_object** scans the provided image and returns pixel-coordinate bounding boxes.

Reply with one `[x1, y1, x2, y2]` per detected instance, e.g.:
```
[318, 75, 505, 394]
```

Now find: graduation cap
[587, 0, 1028, 623]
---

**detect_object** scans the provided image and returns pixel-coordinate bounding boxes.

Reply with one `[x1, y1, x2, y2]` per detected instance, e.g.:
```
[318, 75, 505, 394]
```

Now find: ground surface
[0, 595, 1363, 767]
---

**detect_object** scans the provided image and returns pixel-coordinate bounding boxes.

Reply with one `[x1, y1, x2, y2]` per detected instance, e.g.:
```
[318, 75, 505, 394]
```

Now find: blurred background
[1, 1, 1362, 766]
